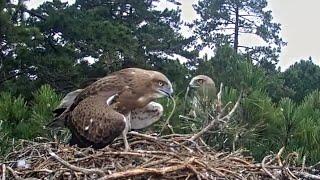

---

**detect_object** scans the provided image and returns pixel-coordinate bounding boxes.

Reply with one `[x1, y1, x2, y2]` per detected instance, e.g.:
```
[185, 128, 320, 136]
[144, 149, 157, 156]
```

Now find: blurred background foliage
[1, 0, 320, 165]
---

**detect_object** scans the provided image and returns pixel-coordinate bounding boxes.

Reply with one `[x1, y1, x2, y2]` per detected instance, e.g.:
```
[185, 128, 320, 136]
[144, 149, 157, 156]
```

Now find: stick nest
[1, 132, 320, 180]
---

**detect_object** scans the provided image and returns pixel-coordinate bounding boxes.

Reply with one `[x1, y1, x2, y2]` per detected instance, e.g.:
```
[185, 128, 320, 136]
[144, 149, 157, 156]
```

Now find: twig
[276, 146, 285, 166]
[219, 92, 242, 120]
[135, 150, 183, 160]
[186, 164, 201, 180]
[179, 115, 198, 123]
[6, 166, 23, 180]
[128, 131, 158, 140]
[98, 158, 195, 180]
[310, 161, 320, 169]
[229, 157, 251, 165]
[98, 165, 185, 180]
[220, 101, 232, 114]
[159, 96, 176, 135]
[2, 164, 5, 180]
[188, 92, 242, 142]
[262, 155, 277, 179]
[141, 157, 172, 168]
[295, 171, 320, 180]
[301, 155, 306, 172]
[48, 147, 105, 177]
[285, 167, 298, 179]
[216, 83, 223, 113]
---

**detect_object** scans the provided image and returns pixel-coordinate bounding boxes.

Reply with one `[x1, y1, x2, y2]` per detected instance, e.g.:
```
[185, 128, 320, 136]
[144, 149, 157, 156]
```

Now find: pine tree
[192, 0, 286, 68]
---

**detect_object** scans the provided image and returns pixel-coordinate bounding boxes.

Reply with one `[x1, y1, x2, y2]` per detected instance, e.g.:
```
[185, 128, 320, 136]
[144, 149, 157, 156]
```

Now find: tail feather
[45, 118, 65, 129]
[45, 111, 68, 129]
[52, 108, 67, 118]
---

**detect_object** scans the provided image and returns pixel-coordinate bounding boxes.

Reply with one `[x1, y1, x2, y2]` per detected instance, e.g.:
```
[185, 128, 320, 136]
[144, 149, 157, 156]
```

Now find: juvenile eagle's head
[188, 75, 215, 88]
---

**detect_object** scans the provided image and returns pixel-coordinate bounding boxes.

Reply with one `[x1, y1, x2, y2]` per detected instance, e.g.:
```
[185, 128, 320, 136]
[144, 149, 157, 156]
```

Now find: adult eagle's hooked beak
[159, 86, 174, 97]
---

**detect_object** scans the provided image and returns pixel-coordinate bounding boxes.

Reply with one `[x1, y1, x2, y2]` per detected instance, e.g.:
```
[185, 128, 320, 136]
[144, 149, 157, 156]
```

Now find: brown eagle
[47, 68, 173, 151]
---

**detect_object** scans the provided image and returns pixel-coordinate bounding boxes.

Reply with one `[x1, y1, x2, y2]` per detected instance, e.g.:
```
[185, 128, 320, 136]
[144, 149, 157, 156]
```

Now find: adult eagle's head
[147, 70, 174, 98]
[110, 68, 173, 111]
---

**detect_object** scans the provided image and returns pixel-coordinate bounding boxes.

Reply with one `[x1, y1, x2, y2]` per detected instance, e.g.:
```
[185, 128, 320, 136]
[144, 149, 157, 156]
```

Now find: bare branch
[295, 172, 320, 180]
[216, 83, 223, 113]
[6, 166, 24, 180]
[98, 158, 195, 180]
[188, 88, 242, 142]
[275, 146, 285, 166]
[262, 155, 277, 179]
[2, 164, 6, 180]
[220, 91, 242, 121]
[48, 147, 106, 177]
[239, 14, 260, 17]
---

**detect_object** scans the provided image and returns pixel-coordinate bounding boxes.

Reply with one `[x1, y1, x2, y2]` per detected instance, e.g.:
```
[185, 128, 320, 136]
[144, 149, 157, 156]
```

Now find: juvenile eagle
[185, 75, 217, 119]
[48, 68, 173, 151]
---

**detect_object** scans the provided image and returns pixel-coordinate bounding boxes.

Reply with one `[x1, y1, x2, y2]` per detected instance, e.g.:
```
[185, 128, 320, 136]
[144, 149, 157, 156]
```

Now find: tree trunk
[233, 4, 239, 53]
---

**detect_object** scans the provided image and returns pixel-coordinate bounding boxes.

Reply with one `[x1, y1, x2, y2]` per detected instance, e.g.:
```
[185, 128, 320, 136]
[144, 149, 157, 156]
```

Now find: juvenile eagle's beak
[188, 79, 199, 88]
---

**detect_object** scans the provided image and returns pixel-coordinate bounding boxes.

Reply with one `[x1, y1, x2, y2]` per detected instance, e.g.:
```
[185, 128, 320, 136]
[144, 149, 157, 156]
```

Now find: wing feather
[69, 95, 126, 148]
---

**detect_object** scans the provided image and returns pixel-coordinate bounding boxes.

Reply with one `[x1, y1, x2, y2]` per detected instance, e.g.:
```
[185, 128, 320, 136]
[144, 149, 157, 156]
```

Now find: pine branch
[6, 4, 46, 20]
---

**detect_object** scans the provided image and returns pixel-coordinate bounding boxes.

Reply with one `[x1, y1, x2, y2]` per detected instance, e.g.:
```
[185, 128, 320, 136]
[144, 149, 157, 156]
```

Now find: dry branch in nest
[1, 134, 320, 180]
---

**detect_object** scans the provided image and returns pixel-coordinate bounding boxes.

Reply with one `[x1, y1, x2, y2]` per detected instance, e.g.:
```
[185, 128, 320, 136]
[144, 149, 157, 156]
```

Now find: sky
[25, 0, 320, 71]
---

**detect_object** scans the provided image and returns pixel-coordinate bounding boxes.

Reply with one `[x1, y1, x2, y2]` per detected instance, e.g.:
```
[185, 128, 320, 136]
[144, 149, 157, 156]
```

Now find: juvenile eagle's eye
[158, 81, 164, 87]
[197, 79, 204, 84]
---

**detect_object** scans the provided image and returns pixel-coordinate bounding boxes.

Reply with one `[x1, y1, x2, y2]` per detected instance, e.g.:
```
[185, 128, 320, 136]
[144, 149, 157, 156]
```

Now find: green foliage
[17, 85, 62, 139]
[0, 92, 30, 134]
[282, 59, 320, 102]
[0, 120, 11, 156]
[1, 0, 195, 99]
[240, 90, 282, 159]
[289, 90, 320, 164]
[0, 85, 61, 153]
[0, 92, 30, 155]
[277, 98, 297, 147]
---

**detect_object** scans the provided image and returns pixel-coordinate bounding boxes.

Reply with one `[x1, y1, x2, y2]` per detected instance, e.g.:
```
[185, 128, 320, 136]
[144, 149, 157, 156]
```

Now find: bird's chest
[109, 98, 144, 114]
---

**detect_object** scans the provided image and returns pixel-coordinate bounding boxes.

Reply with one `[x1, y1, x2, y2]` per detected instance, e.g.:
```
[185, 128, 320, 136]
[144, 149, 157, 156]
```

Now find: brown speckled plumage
[69, 95, 126, 149]
[48, 68, 173, 149]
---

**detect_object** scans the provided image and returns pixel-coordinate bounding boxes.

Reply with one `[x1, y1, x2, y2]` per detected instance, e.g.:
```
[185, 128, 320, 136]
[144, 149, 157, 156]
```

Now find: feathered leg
[122, 112, 131, 151]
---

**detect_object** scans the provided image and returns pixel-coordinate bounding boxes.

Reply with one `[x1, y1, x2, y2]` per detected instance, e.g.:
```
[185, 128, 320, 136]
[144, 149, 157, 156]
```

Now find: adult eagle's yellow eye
[158, 81, 164, 86]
